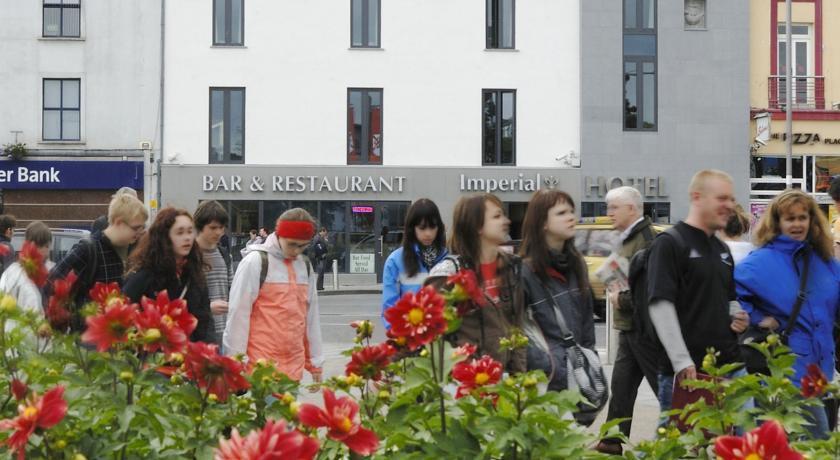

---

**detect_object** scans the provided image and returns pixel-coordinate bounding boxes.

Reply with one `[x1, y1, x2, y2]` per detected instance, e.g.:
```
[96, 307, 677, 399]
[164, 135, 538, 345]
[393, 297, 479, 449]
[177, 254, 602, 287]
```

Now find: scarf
[420, 245, 440, 270]
[548, 249, 570, 274]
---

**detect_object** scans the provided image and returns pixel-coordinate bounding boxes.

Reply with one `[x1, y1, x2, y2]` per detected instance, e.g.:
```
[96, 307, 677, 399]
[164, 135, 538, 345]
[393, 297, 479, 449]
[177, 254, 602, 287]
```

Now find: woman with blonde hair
[735, 189, 840, 439]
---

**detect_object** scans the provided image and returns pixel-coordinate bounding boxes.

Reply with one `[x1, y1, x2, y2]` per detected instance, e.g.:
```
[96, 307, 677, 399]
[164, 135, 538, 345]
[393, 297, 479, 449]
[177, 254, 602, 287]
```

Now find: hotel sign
[584, 176, 668, 198]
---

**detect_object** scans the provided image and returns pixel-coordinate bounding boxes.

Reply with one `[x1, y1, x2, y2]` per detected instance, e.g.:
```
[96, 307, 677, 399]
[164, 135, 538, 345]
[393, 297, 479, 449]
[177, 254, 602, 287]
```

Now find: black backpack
[627, 226, 688, 347]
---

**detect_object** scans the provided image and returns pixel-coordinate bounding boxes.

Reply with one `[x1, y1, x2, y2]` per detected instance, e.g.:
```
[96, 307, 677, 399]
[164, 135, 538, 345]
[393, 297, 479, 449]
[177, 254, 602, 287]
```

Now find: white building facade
[0, 0, 159, 228]
[161, 0, 582, 278]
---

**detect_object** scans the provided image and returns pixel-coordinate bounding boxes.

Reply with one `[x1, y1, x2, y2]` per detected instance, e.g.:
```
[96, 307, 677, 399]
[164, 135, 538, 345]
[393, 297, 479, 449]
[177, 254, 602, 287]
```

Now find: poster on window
[350, 253, 376, 274]
[750, 203, 768, 230]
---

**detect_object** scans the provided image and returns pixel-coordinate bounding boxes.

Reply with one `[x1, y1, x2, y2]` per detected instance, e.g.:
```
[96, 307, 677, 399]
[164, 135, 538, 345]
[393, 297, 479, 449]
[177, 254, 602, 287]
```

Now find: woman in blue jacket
[735, 189, 840, 439]
[381, 198, 448, 328]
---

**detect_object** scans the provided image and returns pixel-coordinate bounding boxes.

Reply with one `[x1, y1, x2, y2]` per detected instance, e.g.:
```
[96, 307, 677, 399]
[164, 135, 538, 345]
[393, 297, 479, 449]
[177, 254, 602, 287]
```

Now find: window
[486, 0, 514, 49]
[351, 0, 380, 48]
[623, 0, 657, 131]
[347, 89, 383, 165]
[213, 0, 244, 46]
[42, 79, 80, 141]
[776, 24, 813, 107]
[43, 0, 80, 38]
[482, 89, 516, 165]
[209, 88, 245, 164]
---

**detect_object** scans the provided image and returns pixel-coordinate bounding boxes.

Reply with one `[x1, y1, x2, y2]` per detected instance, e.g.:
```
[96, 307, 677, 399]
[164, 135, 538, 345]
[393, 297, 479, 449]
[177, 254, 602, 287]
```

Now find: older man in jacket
[595, 186, 660, 455]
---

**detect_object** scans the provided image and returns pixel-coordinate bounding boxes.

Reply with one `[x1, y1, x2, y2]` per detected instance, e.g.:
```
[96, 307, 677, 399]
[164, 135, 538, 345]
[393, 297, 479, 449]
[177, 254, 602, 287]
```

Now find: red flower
[10, 379, 27, 401]
[46, 270, 77, 330]
[801, 363, 829, 398]
[88, 282, 127, 311]
[17, 241, 48, 288]
[447, 269, 484, 305]
[183, 342, 250, 402]
[382, 286, 447, 351]
[345, 343, 395, 381]
[298, 389, 379, 456]
[715, 420, 802, 460]
[0, 386, 68, 459]
[134, 292, 197, 355]
[452, 355, 503, 399]
[81, 300, 138, 352]
[452, 343, 477, 359]
[215, 419, 319, 460]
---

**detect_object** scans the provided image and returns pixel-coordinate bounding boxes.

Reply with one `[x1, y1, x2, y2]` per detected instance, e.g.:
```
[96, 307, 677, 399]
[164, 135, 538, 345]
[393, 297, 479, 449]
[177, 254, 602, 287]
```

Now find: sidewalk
[317, 273, 383, 296]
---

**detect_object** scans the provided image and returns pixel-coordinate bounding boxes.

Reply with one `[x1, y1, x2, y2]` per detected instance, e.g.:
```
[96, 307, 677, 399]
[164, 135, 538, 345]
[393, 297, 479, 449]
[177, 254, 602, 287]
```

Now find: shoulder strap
[218, 246, 232, 272]
[258, 251, 269, 288]
[663, 226, 686, 251]
[782, 247, 812, 339]
[534, 278, 576, 347]
[302, 255, 312, 278]
[641, 224, 656, 243]
[84, 239, 98, 293]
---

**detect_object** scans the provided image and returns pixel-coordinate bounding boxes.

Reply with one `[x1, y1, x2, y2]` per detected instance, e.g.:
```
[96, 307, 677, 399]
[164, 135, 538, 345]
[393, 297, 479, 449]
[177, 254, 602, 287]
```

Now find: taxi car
[575, 217, 669, 319]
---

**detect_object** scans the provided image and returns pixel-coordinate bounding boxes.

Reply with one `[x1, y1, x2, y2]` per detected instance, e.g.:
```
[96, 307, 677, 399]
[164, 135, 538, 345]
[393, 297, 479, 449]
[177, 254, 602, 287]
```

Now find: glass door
[777, 24, 812, 107]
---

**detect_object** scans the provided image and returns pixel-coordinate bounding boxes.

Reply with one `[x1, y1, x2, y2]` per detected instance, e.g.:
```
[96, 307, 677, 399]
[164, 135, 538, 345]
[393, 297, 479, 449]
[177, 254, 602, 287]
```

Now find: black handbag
[739, 247, 811, 374]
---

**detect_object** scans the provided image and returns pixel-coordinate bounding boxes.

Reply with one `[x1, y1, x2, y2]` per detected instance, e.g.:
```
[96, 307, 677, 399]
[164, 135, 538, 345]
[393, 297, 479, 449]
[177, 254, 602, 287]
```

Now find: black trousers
[602, 330, 661, 443]
[316, 258, 327, 290]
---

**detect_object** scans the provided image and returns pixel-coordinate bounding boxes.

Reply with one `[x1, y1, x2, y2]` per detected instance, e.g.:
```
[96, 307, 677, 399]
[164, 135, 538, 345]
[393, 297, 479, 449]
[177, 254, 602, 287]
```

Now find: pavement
[300, 293, 662, 444]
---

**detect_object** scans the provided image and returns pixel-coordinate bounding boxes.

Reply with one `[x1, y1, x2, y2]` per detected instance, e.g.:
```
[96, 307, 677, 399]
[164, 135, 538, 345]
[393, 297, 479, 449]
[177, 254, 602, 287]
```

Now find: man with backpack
[194, 200, 233, 348]
[47, 194, 149, 331]
[644, 170, 749, 416]
[595, 186, 661, 455]
[0, 214, 17, 277]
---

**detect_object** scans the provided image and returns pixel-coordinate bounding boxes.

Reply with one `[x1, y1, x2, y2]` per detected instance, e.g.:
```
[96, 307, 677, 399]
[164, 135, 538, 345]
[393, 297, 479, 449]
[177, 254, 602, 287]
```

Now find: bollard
[331, 259, 339, 290]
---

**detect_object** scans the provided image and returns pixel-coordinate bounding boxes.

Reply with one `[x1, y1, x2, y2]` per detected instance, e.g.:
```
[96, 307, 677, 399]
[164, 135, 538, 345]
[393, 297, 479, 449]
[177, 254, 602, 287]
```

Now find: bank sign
[0, 160, 144, 190]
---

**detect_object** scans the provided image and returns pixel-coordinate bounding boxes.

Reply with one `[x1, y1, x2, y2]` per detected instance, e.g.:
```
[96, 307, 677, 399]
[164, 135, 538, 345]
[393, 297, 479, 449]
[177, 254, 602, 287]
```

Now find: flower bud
[170, 374, 183, 385]
[290, 401, 301, 416]
[419, 348, 429, 357]
[657, 427, 667, 436]
[119, 371, 134, 383]
[0, 295, 17, 314]
[766, 334, 779, 346]
[194, 415, 203, 423]
[168, 353, 184, 365]
[55, 439, 67, 449]
[523, 376, 538, 388]
[256, 358, 269, 367]
[37, 323, 53, 338]
[281, 392, 295, 404]
[208, 393, 218, 403]
[47, 369, 59, 377]
[73, 455, 87, 460]
[504, 378, 516, 388]
[143, 328, 162, 343]
[378, 390, 390, 400]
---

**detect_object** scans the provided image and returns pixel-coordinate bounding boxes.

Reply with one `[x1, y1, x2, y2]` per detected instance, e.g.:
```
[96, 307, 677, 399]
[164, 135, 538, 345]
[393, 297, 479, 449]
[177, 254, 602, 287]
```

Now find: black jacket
[520, 261, 595, 392]
[122, 268, 216, 344]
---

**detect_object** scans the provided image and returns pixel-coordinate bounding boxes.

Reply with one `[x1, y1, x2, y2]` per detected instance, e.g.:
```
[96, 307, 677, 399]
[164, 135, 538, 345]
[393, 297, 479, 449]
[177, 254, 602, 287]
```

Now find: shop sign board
[0, 160, 143, 190]
[349, 253, 375, 274]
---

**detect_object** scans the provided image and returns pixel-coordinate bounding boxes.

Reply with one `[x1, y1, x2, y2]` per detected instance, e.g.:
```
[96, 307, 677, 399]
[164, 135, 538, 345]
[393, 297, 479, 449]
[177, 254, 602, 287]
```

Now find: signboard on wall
[349, 253, 375, 274]
[0, 160, 143, 190]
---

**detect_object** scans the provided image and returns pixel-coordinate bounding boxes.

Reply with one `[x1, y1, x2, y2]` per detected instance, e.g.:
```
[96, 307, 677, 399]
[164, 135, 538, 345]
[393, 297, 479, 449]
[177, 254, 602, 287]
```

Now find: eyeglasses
[128, 223, 146, 233]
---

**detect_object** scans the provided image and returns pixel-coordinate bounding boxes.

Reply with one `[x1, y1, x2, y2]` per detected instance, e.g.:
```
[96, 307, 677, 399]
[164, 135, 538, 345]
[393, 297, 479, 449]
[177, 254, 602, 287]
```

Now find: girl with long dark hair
[123, 207, 215, 344]
[381, 198, 448, 327]
[518, 189, 599, 423]
[427, 194, 526, 373]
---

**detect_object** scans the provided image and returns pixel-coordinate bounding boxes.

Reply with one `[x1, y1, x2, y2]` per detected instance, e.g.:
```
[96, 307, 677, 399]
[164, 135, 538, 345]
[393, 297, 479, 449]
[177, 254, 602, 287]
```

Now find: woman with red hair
[223, 208, 324, 384]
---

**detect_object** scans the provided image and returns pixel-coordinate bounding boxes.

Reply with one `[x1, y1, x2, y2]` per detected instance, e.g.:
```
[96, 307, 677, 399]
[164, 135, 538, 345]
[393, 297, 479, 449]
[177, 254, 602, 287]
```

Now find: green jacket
[613, 217, 657, 331]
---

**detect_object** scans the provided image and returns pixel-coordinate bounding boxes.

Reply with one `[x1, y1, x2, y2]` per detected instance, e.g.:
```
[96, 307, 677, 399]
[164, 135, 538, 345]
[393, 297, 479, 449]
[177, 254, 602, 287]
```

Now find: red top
[480, 262, 499, 301]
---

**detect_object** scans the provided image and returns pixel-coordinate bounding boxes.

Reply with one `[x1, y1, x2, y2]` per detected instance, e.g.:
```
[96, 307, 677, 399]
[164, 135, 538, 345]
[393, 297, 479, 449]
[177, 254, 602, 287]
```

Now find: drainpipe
[784, 0, 792, 189]
[157, 0, 166, 212]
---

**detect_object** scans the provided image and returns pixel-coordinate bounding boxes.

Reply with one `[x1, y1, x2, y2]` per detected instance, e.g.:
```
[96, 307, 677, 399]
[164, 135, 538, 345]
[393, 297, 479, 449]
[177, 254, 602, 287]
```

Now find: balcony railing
[768, 75, 825, 110]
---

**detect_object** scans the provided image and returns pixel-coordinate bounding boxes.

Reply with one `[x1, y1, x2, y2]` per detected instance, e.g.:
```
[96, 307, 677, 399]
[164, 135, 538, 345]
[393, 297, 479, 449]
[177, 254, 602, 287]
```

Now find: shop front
[161, 165, 581, 279]
[749, 117, 840, 221]
[0, 159, 145, 229]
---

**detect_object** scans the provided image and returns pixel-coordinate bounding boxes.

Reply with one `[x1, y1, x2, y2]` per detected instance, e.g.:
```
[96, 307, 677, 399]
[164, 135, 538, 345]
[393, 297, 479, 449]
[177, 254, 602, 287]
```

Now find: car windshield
[575, 229, 620, 257]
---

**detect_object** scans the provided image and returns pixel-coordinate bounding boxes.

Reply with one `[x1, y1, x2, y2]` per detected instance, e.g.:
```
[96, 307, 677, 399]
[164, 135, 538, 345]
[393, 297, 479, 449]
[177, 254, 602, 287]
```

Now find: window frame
[486, 0, 515, 50]
[42, 0, 81, 38]
[208, 87, 246, 164]
[42, 78, 81, 141]
[622, 0, 658, 132]
[350, 0, 381, 48]
[481, 88, 517, 166]
[346, 88, 384, 165]
[212, 0, 245, 46]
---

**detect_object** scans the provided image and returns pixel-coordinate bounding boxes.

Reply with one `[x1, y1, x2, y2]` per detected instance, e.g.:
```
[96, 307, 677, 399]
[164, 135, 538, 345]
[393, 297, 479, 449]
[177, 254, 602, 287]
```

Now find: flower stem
[191, 389, 211, 460]
[438, 338, 446, 435]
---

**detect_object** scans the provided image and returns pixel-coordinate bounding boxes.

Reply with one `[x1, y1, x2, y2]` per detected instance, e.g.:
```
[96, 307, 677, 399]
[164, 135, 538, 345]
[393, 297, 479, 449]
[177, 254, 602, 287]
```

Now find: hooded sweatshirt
[223, 233, 324, 380]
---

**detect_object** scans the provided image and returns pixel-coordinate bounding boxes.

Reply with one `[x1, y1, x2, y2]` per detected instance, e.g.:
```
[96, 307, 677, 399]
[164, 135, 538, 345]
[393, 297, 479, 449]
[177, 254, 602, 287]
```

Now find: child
[223, 209, 324, 383]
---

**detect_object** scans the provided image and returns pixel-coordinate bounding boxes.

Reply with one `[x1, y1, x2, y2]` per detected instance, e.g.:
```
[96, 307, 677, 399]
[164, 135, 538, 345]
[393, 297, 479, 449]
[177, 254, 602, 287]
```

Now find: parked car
[575, 217, 670, 319]
[11, 228, 90, 268]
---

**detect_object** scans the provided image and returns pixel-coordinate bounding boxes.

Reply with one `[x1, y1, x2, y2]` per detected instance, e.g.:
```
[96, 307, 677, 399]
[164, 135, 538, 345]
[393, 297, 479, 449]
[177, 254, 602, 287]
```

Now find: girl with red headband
[223, 208, 324, 384]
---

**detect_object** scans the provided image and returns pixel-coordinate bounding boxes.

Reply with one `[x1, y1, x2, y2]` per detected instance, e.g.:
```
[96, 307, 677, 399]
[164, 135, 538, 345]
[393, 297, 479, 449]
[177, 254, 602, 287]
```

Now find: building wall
[581, 0, 750, 221]
[163, 0, 580, 168]
[0, 0, 161, 150]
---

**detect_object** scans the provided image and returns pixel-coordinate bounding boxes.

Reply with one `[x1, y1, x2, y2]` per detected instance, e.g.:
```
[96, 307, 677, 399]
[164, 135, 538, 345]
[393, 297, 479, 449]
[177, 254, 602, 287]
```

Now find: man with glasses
[48, 193, 148, 332]
[596, 186, 660, 455]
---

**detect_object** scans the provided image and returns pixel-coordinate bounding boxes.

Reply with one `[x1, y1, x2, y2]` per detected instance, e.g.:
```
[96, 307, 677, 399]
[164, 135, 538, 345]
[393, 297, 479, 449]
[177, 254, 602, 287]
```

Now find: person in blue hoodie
[735, 189, 840, 439]
[381, 198, 447, 328]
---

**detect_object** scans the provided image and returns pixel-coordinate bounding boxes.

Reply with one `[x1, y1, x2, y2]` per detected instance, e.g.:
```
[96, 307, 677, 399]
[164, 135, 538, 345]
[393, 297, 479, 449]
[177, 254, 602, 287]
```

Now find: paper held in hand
[594, 253, 630, 292]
